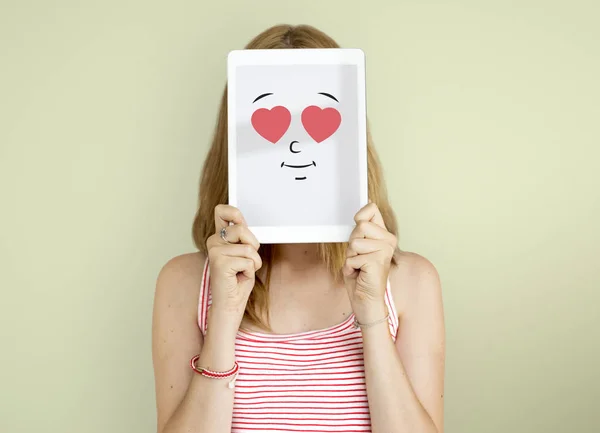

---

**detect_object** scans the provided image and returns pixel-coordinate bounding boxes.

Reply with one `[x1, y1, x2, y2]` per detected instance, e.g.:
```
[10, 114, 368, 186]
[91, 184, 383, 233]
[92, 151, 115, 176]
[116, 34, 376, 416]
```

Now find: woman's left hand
[343, 203, 397, 324]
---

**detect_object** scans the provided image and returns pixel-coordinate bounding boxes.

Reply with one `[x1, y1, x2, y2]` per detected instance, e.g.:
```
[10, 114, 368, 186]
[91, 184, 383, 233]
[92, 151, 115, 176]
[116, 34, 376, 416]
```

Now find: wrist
[352, 299, 388, 325]
[198, 335, 236, 373]
[359, 317, 395, 343]
[206, 306, 244, 341]
[208, 305, 243, 329]
[200, 313, 239, 372]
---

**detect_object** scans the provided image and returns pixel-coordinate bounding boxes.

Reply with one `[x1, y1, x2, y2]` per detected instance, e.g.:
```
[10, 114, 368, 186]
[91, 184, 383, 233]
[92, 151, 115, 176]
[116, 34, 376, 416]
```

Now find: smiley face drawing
[250, 92, 343, 181]
[233, 61, 363, 230]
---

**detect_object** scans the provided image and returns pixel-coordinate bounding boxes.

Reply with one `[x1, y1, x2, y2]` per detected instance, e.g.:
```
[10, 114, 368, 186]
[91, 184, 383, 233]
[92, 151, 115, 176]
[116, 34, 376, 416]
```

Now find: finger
[220, 224, 260, 250]
[218, 244, 263, 271]
[354, 202, 386, 230]
[223, 256, 256, 280]
[206, 232, 221, 250]
[214, 204, 246, 232]
[343, 253, 372, 277]
[350, 221, 395, 247]
[347, 238, 393, 258]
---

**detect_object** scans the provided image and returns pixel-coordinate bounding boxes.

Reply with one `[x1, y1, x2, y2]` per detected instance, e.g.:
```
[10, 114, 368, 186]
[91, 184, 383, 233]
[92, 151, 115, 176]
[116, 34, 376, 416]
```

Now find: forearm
[162, 310, 239, 433]
[362, 320, 437, 433]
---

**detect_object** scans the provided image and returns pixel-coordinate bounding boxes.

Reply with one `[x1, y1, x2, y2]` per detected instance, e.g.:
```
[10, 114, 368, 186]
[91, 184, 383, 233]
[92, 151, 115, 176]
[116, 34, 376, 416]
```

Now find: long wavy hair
[192, 24, 399, 332]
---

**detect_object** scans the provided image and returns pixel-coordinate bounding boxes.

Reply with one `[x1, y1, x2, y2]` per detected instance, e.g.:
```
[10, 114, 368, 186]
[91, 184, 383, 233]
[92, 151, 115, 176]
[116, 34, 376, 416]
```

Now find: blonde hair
[192, 24, 399, 331]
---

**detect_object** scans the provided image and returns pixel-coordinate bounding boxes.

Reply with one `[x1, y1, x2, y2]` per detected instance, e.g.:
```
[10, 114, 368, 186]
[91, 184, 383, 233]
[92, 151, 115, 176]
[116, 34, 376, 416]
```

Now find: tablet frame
[227, 48, 368, 244]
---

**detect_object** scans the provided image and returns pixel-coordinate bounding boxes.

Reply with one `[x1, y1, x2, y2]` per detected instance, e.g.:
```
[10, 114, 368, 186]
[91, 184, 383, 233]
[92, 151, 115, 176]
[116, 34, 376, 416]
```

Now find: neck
[273, 243, 322, 270]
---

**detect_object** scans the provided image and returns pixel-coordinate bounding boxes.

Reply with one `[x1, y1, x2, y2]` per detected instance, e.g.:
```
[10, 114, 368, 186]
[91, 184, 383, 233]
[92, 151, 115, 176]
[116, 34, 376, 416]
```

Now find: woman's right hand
[206, 205, 262, 324]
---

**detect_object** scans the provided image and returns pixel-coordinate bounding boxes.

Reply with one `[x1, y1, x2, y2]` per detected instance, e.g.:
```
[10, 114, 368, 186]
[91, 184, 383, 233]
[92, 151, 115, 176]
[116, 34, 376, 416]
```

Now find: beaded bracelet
[190, 355, 239, 389]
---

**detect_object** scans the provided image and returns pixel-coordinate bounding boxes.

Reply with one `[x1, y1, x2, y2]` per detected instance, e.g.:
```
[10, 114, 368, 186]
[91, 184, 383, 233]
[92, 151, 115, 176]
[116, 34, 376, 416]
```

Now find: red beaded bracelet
[190, 355, 240, 388]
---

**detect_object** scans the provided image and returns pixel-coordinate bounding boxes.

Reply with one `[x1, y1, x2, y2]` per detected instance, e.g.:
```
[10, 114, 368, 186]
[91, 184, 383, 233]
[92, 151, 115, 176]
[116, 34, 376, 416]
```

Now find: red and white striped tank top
[198, 259, 399, 433]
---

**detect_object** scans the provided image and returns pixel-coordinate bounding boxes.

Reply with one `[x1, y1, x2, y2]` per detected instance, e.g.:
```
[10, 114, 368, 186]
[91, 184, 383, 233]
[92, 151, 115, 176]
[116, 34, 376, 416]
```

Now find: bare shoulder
[155, 252, 206, 303]
[157, 251, 207, 282]
[389, 251, 442, 318]
[153, 252, 207, 330]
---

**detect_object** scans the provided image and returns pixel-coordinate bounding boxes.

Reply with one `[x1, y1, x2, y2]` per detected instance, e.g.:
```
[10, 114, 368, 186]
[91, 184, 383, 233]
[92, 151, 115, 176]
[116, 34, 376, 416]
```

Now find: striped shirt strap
[197, 258, 211, 335]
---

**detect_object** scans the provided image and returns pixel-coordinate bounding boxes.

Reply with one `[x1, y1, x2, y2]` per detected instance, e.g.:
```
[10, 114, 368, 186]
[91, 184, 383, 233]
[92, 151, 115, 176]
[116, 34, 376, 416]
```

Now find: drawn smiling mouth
[280, 161, 317, 168]
[280, 161, 316, 180]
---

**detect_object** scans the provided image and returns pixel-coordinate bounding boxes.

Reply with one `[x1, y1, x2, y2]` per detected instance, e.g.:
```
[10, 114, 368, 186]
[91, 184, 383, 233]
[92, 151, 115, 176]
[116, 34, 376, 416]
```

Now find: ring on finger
[220, 226, 231, 244]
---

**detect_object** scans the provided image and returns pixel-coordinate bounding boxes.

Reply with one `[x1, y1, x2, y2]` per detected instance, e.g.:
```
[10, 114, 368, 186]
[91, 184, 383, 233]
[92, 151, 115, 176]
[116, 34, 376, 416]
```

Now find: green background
[1, 1, 599, 432]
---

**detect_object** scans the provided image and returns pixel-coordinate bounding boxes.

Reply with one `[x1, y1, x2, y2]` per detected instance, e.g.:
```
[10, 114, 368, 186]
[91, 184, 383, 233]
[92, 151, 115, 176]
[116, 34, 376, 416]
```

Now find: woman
[152, 24, 445, 433]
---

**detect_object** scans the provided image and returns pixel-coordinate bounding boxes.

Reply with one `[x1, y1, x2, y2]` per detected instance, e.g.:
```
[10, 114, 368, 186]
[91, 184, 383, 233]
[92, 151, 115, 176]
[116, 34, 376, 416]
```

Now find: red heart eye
[301, 106, 342, 143]
[251, 106, 291, 143]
